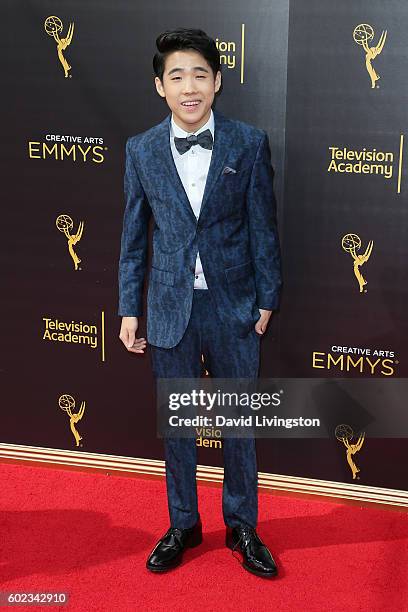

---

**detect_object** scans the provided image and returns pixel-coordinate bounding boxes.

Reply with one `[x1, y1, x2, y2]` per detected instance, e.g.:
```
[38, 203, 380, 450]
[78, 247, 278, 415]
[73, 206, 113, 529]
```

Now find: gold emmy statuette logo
[342, 233, 373, 293]
[59, 394, 85, 447]
[335, 424, 365, 480]
[56, 214, 84, 270]
[44, 15, 74, 78]
[353, 23, 387, 89]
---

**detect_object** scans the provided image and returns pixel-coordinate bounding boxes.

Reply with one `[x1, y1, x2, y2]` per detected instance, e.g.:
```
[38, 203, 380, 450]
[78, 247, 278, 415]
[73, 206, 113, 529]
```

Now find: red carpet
[0, 462, 407, 612]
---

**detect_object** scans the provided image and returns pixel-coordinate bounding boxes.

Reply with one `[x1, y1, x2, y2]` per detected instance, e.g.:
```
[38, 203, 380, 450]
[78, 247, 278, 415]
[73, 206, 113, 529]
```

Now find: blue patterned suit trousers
[149, 288, 260, 529]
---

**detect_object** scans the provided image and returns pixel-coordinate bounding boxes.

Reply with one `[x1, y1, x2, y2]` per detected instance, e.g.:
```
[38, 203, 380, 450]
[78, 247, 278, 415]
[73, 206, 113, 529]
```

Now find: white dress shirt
[169, 109, 215, 290]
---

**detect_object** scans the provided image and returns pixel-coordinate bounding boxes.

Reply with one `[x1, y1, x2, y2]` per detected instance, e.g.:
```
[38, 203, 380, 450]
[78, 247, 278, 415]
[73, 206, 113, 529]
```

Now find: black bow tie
[174, 129, 213, 155]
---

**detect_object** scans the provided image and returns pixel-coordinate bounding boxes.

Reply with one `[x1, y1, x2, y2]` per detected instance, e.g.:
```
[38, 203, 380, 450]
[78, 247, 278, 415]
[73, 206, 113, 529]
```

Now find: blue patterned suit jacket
[118, 108, 282, 348]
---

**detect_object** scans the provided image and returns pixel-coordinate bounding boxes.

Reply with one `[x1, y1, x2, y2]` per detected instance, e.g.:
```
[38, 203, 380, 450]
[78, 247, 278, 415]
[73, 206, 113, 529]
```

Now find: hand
[119, 316, 147, 354]
[255, 309, 273, 335]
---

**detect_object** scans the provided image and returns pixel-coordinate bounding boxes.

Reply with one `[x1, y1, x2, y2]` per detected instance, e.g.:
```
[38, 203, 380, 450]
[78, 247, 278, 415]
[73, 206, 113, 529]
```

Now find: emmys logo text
[43, 317, 98, 350]
[312, 345, 396, 376]
[28, 134, 106, 163]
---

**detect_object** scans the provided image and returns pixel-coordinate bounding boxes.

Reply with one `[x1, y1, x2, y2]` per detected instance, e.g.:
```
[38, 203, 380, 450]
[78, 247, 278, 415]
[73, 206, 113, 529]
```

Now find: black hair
[153, 28, 221, 82]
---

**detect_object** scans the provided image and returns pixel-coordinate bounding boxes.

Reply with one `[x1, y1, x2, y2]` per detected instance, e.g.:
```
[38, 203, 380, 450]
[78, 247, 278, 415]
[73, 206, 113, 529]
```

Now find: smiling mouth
[181, 100, 201, 107]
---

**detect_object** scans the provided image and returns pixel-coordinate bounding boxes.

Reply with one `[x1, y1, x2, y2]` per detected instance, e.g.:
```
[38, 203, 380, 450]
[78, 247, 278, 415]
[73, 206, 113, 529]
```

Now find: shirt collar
[170, 108, 214, 140]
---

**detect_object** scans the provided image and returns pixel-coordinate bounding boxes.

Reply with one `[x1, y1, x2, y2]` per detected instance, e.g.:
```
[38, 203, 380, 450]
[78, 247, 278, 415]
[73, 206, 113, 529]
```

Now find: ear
[214, 70, 222, 93]
[155, 76, 166, 98]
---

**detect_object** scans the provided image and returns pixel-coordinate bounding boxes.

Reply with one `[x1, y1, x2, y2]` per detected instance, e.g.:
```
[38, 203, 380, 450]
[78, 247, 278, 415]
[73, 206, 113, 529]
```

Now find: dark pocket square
[222, 166, 237, 175]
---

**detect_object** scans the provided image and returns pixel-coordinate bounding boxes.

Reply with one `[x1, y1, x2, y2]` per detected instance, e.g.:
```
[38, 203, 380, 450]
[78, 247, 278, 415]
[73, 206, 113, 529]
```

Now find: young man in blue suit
[118, 28, 282, 577]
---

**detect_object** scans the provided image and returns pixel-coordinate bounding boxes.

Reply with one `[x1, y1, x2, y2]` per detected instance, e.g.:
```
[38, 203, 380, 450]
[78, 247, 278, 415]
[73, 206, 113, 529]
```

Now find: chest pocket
[222, 159, 253, 175]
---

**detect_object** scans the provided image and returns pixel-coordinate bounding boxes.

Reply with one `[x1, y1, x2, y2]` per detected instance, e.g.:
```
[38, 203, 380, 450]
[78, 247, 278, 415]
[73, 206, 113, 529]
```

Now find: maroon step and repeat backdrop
[2, 0, 407, 491]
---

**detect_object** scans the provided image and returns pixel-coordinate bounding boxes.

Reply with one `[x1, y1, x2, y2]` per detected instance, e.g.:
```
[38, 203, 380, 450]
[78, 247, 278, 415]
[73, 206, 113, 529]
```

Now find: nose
[182, 74, 197, 94]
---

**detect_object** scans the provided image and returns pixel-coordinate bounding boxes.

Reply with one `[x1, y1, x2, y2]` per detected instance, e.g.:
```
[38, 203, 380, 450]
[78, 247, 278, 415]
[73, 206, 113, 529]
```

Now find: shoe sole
[242, 562, 278, 578]
[146, 532, 203, 573]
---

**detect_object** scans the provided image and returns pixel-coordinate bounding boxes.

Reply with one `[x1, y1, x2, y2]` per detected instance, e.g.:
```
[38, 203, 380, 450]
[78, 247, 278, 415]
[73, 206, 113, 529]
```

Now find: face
[155, 49, 221, 133]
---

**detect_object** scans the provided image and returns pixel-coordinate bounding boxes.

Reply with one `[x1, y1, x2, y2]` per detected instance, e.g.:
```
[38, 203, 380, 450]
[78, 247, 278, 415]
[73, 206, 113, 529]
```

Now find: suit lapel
[198, 109, 234, 221]
[152, 114, 196, 223]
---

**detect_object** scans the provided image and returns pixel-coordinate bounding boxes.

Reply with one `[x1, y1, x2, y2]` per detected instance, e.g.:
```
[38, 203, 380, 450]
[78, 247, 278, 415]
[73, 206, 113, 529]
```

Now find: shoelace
[165, 527, 184, 546]
[231, 526, 256, 563]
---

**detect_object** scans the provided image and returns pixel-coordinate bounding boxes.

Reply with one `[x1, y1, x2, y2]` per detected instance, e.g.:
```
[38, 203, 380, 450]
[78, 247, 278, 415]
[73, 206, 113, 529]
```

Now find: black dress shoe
[146, 518, 202, 572]
[226, 525, 278, 578]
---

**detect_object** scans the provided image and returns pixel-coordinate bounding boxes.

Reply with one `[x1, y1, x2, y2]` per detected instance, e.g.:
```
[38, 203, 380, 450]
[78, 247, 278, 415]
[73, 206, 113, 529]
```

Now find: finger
[130, 339, 147, 348]
[127, 345, 147, 354]
[128, 338, 147, 350]
[255, 322, 264, 335]
[126, 331, 136, 349]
